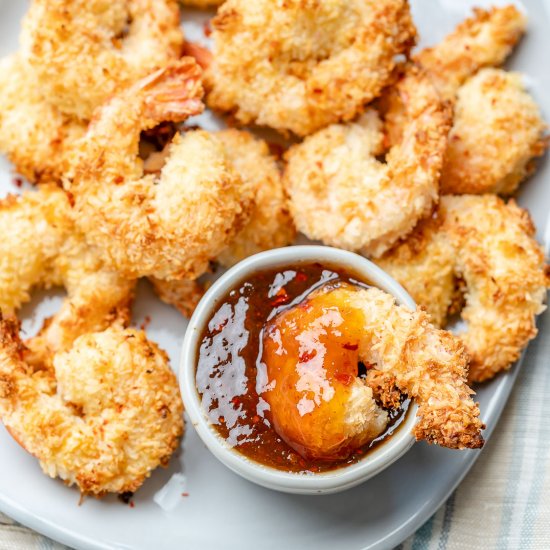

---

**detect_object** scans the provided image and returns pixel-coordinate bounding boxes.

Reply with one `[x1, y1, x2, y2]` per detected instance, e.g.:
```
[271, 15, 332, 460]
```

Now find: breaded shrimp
[263, 283, 484, 454]
[215, 129, 295, 267]
[21, 0, 185, 120]
[149, 277, 205, 318]
[206, 0, 416, 136]
[68, 61, 253, 280]
[0, 185, 134, 366]
[440, 69, 547, 195]
[378, 195, 549, 383]
[284, 67, 451, 257]
[0, 321, 183, 496]
[0, 55, 86, 184]
[414, 5, 527, 101]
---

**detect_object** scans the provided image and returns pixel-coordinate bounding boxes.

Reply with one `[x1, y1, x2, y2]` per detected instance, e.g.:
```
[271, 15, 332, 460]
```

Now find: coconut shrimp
[0, 185, 135, 367]
[284, 67, 451, 257]
[206, 0, 416, 136]
[263, 283, 484, 455]
[378, 195, 549, 383]
[0, 55, 86, 184]
[440, 69, 547, 195]
[68, 60, 253, 280]
[414, 5, 527, 102]
[0, 321, 183, 496]
[215, 130, 295, 267]
[20, 0, 184, 120]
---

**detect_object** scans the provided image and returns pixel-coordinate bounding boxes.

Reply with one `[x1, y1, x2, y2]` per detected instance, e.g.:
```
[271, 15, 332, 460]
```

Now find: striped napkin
[1, 306, 549, 550]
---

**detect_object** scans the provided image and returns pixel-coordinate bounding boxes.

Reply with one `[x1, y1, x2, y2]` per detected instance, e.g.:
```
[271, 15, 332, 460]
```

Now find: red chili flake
[139, 315, 152, 331]
[129, 501, 135, 508]
[299, 349, 317, 363]
[181, 492, 189, 497]
[203, 20, 212, 37]
[342, 342, 358, 351]
[356, 449, 364, 455]
[12, 177, 23, 188]
[295, 272, 307, 282]
[114, 175, 124, 184]
[219, 416, 225, 424]
[335, 373, 354, 386]
[252, 415, 260, 424]
[231, 396, 240, 406]
[271, 293, 290, 307]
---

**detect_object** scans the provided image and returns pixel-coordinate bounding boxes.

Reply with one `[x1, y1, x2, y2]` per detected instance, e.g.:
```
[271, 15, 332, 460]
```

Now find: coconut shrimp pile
[0, 0, 548, 494]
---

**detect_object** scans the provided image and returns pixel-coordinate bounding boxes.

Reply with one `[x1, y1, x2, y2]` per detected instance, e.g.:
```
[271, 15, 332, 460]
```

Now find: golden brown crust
[414, 5, 527, 101]
[207, 0, 416, 136]
[68, 61, 255, 280]
[21, 0, 185, 120]
[0, 55, 86, 184]
[0, 321, 183, 496]
[440, 69, 547, 195]
[215, 129, 295, 266]
[378, 195, 549, 382]
[284, 66, 451, 257]
[0, 185, 135, 367]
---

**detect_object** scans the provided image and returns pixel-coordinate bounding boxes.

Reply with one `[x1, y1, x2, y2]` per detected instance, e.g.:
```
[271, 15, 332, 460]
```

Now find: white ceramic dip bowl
[180, 246, 420, 495]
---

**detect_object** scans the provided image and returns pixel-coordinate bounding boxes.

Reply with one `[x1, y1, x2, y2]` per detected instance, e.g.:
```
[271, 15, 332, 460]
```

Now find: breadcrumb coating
[284, 67, 451, 257]
[414, 5, 526, 101]
[378, 195, 549, 382]
[0, 185, 135, 367]
[440, 69, 547, 195]
[264, 283, 484, 452]
[207, 0, 416, 136]
[0, 322, 183, 496]
[0, 55, 86, 184]
[21, 0, 185, 120]
[215, 129, 295, 267]
[68, 61, 254, 280]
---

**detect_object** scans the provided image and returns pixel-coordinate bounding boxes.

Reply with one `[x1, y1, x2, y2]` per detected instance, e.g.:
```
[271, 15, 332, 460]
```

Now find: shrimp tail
[139, 58, 205, 125]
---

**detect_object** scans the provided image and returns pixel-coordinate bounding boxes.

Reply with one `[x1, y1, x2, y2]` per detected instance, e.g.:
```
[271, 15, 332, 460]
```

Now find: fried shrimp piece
[206, 0, 416, 136]
[0, 185, 134, 366]
[150, 277, 205, 318]
[263, 283, 484, 454]
[0, 55, 86, 184]
[284, 68, 451, 257]
[0, 321, 183, 496]
[378, 195, 549, 383]
[215, 130, 295, 267]
[20, 0, 185, 120]
[68, 61, 253, 280]
[414, 5, 527, 101]
[440, 69, 547, 195]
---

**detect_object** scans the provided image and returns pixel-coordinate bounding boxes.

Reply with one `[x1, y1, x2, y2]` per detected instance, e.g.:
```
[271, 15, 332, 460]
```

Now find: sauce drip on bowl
[196, 262, 409, 473]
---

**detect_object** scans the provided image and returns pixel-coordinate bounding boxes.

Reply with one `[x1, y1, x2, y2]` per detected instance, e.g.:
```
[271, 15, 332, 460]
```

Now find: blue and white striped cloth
[1, 308, 549, 550]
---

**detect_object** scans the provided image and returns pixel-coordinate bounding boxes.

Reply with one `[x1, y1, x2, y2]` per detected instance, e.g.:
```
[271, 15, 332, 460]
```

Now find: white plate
[0, 1, 548, 549]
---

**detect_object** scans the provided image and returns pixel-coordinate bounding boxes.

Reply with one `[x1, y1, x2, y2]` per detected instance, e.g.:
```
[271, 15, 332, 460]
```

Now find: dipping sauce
[196, 262, 409, 473]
